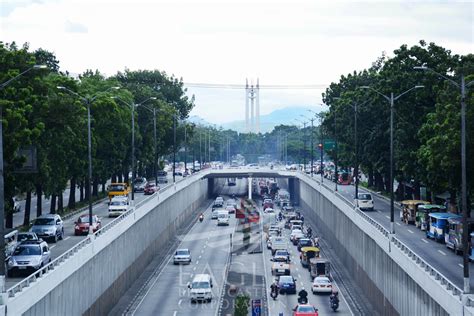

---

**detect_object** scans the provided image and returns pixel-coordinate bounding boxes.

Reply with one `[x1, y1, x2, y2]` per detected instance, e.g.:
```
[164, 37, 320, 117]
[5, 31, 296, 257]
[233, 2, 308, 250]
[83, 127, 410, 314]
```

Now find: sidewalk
[219, 219, 267, 316]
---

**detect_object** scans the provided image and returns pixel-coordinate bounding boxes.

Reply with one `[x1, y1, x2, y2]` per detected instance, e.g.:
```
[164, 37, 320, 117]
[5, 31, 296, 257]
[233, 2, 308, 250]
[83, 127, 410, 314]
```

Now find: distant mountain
[220, 106, 325, 133]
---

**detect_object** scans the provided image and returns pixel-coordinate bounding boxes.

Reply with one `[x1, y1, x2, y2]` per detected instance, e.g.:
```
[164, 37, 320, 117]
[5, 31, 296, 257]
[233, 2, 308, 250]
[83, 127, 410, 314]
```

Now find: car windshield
[176, 250, 189, 256]
[78, 216, 96, 223]
[34, 218, 55, 225]
[110, 185, 125, 191]
[279, 276, 293, 283]
[18, 234, 35, 241]
[316, 278, 330, 284]
[13, 245, 41, 256]
[192, 282, 210, 289]
[359, 194, 372, 200]
[297, 306, 315, 312]
[110, 201, 127, 206]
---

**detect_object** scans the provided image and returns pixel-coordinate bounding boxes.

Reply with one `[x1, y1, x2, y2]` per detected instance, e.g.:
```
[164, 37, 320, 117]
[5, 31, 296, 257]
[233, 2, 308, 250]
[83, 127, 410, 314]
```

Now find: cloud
[64, 20, 88, 33]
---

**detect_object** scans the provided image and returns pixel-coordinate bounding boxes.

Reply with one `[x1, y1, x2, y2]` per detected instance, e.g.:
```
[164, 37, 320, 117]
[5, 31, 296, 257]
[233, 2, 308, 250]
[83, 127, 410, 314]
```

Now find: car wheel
[52, 234, 58, 243]
[59, 229, 64, 240]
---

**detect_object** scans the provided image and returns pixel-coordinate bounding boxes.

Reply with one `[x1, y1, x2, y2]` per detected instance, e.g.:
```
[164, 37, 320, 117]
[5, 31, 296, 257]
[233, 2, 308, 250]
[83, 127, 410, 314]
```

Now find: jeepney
[426, 212, 461, 243]
[415, 204, 446, 230]
[309, 258, 331, 280]
[400, 200, 430, 224]
[300, 246, 320, 268]
[445, 217, 463, 254]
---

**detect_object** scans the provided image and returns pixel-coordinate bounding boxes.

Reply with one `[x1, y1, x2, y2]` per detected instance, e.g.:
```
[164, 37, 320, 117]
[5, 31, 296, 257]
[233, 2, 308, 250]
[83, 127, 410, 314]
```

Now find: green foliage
[234, 293, 250, 316]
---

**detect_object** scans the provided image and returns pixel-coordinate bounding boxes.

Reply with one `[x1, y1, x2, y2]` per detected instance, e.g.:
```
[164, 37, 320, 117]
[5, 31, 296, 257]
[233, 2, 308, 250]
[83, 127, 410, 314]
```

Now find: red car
[144, 182, 160, 195]
[74, 214, 101, 235]
[293, 304, 319, 316]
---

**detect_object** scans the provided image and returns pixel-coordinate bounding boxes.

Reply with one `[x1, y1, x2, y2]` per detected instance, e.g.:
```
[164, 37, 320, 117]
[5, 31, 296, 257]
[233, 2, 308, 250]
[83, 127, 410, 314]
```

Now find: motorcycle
[297, 296, 308, 304]
[270, 289, 278, 300]
[199, 215, 204, 222]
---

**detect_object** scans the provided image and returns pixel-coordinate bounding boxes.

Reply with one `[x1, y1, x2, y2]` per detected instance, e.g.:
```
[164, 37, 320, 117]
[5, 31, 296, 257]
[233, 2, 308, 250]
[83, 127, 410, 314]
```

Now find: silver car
[30, 214, 64, 243]
[173, 248, 191, 264]
[7, 240, 51, 276]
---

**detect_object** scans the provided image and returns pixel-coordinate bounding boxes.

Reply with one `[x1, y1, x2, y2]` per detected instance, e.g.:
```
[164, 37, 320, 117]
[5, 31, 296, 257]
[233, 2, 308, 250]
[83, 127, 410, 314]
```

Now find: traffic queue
[264, 197, 340, 315]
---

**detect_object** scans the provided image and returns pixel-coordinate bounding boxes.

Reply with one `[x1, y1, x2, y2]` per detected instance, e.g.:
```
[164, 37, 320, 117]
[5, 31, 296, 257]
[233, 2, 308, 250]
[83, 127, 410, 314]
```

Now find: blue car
[277, 275, 297, 294]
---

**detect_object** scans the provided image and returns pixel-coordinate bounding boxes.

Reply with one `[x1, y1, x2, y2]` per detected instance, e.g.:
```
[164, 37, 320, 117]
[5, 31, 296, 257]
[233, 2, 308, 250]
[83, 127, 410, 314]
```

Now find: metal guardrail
[296, 170, 465, 301]
[5, 173, 200, 299]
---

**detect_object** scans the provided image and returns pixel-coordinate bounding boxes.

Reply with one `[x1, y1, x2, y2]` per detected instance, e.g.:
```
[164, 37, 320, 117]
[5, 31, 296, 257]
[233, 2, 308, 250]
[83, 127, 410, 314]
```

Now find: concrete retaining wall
[298, 177, 459, 316]
[8, 177, 208, 316]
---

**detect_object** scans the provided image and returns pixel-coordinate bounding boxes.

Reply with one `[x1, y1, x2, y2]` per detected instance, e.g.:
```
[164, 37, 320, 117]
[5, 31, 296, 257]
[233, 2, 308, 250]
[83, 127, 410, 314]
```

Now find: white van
[217, 210, 230, 226]
[188, 274, 213, 302]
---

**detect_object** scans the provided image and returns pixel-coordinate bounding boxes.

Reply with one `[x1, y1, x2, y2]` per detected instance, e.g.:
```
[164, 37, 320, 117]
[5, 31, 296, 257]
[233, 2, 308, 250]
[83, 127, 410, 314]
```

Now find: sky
[1, 0, 472, 125]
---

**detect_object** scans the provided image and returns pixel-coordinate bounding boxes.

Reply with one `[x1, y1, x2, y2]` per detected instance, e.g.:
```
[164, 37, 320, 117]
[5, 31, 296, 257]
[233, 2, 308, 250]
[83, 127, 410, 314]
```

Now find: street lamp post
[415, 66, 474, 294]
[114, 96, 156, 202]
[0, 64, 47, 290]
[173, 112, 177, 183]
[295, 119, 307, 172]
[135, 103, 159, 185]
[361, 85, 424, 235]
[58, 85, 120, 234]
[305, 113, 316, 177]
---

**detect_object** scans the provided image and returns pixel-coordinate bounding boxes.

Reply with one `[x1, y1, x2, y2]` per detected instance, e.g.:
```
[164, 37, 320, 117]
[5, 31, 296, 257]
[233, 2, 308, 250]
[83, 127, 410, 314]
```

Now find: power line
[184, 83, 328, 90]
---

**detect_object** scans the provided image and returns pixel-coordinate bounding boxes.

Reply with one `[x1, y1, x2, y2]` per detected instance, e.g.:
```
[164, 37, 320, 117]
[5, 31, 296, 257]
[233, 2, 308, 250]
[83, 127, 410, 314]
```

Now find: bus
[338, 171, 352, 185]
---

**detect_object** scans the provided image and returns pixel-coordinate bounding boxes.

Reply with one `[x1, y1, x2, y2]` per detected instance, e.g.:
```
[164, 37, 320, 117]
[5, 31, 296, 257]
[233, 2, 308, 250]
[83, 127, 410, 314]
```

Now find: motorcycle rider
[297, 288, 308, 304]
[330, 289, 339, 305]
[270, 281, 279, 299]
[199, 213, 204, 222]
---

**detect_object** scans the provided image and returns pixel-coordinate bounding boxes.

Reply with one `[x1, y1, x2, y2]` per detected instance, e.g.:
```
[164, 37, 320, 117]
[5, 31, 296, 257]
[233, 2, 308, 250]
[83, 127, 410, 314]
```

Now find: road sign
[323, 139, 336, 150]
[252, 299, 261, 316]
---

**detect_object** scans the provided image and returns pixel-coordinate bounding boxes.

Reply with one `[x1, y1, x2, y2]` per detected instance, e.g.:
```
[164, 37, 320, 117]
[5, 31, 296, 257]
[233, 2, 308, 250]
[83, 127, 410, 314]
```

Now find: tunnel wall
[8, 177, 208, 316]
[298, 176, 463, 316]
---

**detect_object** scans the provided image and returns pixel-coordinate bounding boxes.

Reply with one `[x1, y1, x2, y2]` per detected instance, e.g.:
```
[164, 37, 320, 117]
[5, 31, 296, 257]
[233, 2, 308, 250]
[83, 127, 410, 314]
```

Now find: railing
[295, 171, 465, 302]
[6, 172, 202, 299]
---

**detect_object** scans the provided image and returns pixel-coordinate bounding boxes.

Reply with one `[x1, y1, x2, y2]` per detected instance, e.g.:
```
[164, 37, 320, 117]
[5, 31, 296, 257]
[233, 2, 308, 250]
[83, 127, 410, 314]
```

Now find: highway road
[6, 175, 179, 289]
[127, 178, 245, 316]
[260, 202, 353, 316]
[309, 174, 474, 290]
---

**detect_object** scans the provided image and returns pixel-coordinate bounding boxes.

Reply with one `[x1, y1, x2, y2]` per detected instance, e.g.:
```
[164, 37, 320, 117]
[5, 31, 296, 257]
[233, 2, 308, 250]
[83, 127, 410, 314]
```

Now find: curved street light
[360, 85, 424, 236]
[58, 85, 120, 234]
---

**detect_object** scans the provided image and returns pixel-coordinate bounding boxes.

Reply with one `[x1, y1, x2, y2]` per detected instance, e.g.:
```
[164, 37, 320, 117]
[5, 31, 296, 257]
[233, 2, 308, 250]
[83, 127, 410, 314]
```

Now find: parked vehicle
[188, 274, 213, 302]
[400, 200, 430, 224]
[415, 204, 446, 230]
[7, 240, 51, 276]
[108, 196, 130, 217]
[309, 258, 331, 280]
[311, 276, 333, 294]
[74, 214, 101, 235]
[174, 248, 192, 264]
[30, 214, 64, 243]
[356, 193, 374, 211]
[446, 218, 473, 254]
[157, 170, 168, 184]
[144, 182, 159, 195]
[300, 246, 320, 268]
[426, 213, 462, 242]
[107, 183, 130, 201]
[277, 275, 297, 294]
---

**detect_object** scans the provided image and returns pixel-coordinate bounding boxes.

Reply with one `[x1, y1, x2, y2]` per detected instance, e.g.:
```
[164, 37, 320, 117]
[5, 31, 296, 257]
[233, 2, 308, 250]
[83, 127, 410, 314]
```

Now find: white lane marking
[298, 274, 301, 279]
[407, 229, 414, 234]
[198, 255, 202, 259]
[50, 245, 56, 249]
[396, 223, 401, 226]
[459, 264, 464, 268]
[64, 237, 71, 241]
[173, 311, 177, 316]
[438, 250, 447, 256]
[193, 266, 196, 271]
[196, 260, 199, 264]
[421, 239, 429, 244]
[376, 210, 382, 213]
[385, 216, 390, 219]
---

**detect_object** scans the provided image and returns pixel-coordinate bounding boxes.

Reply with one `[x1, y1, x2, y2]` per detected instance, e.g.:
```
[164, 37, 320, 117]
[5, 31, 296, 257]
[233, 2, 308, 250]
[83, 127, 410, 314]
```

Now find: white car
[312, 276, 333, 294]
[271, 261, 290, 276]
[211, 208, 220, 220]
[264, 207, 274, 213]
[290, 229, 303, 241]
[108, 196, 130, 217]
[173, 248, 191, 264]
[356, 193, 374, 211]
